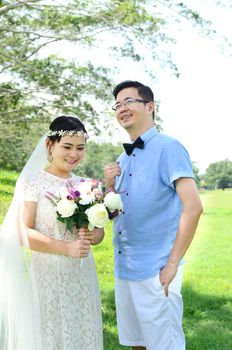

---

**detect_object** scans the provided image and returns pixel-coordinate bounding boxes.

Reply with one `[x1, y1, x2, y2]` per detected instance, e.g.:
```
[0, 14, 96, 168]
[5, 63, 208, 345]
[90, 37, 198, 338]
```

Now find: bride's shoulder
[19, 170, 43, 187]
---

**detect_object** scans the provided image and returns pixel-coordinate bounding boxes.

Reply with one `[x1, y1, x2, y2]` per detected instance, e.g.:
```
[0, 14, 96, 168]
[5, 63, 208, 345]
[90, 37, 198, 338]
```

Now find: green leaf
[75, 210, 89, 229]
[66, 216, 74, 232]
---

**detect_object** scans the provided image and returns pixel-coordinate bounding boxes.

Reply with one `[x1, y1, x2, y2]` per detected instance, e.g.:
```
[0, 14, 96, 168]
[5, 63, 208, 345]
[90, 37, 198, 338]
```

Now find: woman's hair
[47, 115, 88, 143]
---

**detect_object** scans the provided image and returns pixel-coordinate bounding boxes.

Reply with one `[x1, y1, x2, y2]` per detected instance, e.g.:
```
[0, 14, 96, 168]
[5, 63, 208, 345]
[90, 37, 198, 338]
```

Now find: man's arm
[160, 177, 203, 296]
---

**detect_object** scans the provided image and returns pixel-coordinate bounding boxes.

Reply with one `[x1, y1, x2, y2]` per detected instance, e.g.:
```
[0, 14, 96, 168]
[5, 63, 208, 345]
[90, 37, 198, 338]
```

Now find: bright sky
[156, 1, 232, 174]
[104, 1, 232, 174]
[157, 34, 232, 174]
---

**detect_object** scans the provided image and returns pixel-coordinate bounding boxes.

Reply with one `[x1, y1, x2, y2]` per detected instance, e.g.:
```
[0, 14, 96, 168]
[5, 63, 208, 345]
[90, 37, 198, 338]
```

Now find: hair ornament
[47, 129, 88, 139]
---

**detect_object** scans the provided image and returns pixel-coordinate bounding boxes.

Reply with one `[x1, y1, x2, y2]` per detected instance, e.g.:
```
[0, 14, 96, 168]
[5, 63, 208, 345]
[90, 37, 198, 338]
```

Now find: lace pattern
[23, 171, 103, 350]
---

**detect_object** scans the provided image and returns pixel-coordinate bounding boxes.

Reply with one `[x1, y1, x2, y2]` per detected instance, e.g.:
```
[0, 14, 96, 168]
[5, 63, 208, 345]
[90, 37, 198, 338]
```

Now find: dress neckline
[42, 169, 73, 181]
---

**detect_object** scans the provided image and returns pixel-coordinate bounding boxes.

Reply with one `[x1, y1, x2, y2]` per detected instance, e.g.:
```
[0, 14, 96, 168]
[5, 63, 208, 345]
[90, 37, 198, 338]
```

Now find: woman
[0, 116, 104, 350]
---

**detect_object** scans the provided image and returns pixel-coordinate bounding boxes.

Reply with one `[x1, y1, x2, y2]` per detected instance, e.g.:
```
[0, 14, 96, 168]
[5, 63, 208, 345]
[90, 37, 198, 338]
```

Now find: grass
[0, 169, 19, 222]
[182, 189, 232, 350]
[1, 169, 232, 349]
[95, 189, 232, 350]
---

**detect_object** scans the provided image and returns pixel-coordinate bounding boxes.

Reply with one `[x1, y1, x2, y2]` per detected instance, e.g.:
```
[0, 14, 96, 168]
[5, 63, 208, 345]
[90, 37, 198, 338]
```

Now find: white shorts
[115, 266, 185, 350]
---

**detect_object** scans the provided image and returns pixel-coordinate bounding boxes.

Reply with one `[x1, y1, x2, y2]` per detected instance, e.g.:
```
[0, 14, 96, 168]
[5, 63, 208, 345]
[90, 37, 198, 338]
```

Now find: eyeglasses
[112, 98, 150, 111]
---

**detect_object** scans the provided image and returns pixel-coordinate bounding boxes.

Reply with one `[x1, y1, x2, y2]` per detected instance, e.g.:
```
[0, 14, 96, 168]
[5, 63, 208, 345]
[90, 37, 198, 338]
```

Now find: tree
[192, 162, 201, 188]
[0, 0, 230, 171]
[218, 175, 231, 191]
[0, 0, 222, 126]
[76, 141, 123, 180]
[204, 159, 232, 190]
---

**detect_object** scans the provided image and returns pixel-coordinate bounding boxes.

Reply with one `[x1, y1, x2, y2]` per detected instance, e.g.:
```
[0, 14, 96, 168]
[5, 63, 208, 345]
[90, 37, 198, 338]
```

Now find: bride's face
[48, 135, 86, 175]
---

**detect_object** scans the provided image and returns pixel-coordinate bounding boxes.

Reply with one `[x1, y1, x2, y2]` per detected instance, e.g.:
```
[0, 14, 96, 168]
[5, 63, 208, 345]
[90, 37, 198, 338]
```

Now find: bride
[0, 116, 104, 349]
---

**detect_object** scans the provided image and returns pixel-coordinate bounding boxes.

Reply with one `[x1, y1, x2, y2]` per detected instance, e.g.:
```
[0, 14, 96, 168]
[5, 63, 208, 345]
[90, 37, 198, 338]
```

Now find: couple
[0, 80, 203, 350]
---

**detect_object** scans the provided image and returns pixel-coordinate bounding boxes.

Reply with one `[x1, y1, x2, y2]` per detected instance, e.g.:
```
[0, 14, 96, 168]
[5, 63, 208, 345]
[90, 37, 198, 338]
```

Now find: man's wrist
[167, 259, 179, 268]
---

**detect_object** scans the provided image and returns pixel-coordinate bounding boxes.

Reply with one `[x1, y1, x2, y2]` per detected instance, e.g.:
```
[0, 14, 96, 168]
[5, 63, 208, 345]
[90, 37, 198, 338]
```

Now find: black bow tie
[123, 137, 144, 156]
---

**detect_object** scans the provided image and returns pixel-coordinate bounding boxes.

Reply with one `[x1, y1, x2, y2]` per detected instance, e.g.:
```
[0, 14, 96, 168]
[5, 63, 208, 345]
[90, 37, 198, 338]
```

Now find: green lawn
[95, 189, 232, 350]
[182, 190, 232, 350]
[0, 169, 18, 222]
[1, 170, 232, 349]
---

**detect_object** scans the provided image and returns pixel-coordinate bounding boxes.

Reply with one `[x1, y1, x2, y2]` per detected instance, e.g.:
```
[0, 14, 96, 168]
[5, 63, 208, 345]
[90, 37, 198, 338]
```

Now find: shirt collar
[139, 126, 158, 144]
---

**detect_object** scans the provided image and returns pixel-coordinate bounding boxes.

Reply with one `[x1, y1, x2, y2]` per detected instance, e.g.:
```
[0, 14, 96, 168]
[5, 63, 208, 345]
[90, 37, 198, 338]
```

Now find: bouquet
[45, 178, 123, 232]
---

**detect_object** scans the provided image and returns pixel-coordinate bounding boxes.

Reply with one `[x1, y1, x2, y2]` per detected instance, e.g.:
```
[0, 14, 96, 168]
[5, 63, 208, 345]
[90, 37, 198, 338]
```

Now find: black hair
[113, 80, 154, 102]
[48, 115, 88, 143]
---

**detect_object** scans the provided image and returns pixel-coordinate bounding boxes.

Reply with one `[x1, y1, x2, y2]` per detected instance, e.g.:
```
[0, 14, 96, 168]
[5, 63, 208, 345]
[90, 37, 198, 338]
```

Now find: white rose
[58, 186, 69, 199]
[56, 198, 77, 218]
[78, 181, 92, 193]
[104, 192, 123, 213]
[79, 192, 95, 205]
[77, 181, 95, 205]
[85, 204, 109, 228]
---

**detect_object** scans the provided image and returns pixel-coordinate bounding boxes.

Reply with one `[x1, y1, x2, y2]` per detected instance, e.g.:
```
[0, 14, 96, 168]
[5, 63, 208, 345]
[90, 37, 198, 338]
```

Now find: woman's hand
[67, 237, 91, 258]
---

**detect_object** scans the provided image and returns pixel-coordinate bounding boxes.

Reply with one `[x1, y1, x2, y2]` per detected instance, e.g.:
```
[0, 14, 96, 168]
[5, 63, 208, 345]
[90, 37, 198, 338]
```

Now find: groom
[104, 80, 203, 350]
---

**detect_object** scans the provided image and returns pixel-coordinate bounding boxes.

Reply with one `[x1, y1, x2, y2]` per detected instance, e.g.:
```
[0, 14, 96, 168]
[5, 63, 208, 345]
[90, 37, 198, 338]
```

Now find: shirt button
[129, 173, 132, 176]
[118, 251, 121, 254]
[133, 154, 135, 157]
[118, 231, 121, 235]
[122, 211, 125, 214]
[126, 193, 128, 196]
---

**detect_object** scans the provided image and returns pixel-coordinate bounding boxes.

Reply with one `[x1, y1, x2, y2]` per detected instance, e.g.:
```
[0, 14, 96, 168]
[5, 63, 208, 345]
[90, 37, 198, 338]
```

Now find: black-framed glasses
[112, 98, 150, 111]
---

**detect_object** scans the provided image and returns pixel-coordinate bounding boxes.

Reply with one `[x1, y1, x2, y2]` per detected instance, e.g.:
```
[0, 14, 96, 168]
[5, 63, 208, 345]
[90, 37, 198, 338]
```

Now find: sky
[156, 1, 232, 174]
[157, 32, 232, 174]
[104, 1, 232, 174]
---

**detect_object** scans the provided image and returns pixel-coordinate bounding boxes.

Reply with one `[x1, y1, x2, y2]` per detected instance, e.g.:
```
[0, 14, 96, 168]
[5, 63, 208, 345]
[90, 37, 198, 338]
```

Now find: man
[104, 80, 203, 350]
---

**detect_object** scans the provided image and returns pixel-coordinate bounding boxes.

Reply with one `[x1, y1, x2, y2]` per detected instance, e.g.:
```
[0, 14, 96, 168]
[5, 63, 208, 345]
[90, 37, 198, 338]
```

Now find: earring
[47, 152, 53, 163]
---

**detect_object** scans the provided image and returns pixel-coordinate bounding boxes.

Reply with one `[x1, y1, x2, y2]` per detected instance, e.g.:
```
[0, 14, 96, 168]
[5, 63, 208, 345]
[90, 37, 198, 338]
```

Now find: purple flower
[67, 188, 80, 200]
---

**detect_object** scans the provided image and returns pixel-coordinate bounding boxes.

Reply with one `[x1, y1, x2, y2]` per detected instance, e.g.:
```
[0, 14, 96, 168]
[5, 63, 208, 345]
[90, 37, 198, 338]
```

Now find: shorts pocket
[145, 273, 165, 297]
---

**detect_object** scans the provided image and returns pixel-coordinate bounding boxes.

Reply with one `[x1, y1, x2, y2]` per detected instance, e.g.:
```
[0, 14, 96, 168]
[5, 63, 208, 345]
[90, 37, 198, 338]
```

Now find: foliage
[1, 1, 229, 171]
[0, 169, 19, 222]
[0, 0, 173, 129]
[74, 141, 123, 180]
[192, 162, 201, 188]
[0, 2, 221, 118]
[203, 159, 232, 190]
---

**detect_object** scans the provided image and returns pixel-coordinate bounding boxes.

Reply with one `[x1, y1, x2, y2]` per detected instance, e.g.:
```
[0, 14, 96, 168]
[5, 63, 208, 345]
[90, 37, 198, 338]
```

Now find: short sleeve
[161, 140, 194, 189]
[19, 175, 39, 202]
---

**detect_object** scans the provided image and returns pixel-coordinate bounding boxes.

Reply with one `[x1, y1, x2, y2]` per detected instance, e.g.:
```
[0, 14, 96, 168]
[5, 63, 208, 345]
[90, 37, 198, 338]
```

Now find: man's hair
[113, 80, 155, 119]
[113, 80, 154, 102]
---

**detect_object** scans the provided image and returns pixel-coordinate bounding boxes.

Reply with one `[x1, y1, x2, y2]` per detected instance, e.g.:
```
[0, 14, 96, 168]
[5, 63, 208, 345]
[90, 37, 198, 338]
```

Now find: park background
[0, 0, 232, 349]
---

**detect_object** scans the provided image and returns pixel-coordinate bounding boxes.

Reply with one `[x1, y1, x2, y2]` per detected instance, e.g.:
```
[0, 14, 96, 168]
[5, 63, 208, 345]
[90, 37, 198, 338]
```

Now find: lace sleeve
[19, 174, 39, 202]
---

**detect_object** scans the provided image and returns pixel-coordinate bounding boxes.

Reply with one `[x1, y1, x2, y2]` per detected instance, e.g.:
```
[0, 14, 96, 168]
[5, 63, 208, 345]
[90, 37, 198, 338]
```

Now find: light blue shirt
[114, 127, 194, 281]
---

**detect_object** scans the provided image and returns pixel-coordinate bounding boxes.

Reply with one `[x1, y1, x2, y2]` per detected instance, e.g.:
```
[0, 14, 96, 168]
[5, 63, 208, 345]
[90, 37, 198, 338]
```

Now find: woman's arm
[23, 201, 91, 258]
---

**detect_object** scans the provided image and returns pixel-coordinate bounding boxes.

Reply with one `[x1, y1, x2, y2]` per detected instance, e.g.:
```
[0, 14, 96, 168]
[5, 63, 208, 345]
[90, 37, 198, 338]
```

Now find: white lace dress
[22, 170, 103, 350]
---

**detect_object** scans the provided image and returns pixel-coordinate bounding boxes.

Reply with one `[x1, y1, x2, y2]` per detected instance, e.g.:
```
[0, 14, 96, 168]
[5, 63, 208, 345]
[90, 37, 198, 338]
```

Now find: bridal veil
[0, 135, 47, 349]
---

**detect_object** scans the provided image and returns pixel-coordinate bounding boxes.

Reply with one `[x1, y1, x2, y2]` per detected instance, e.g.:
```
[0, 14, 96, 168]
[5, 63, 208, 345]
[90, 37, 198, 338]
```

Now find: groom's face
[115, 87, 153, 134]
